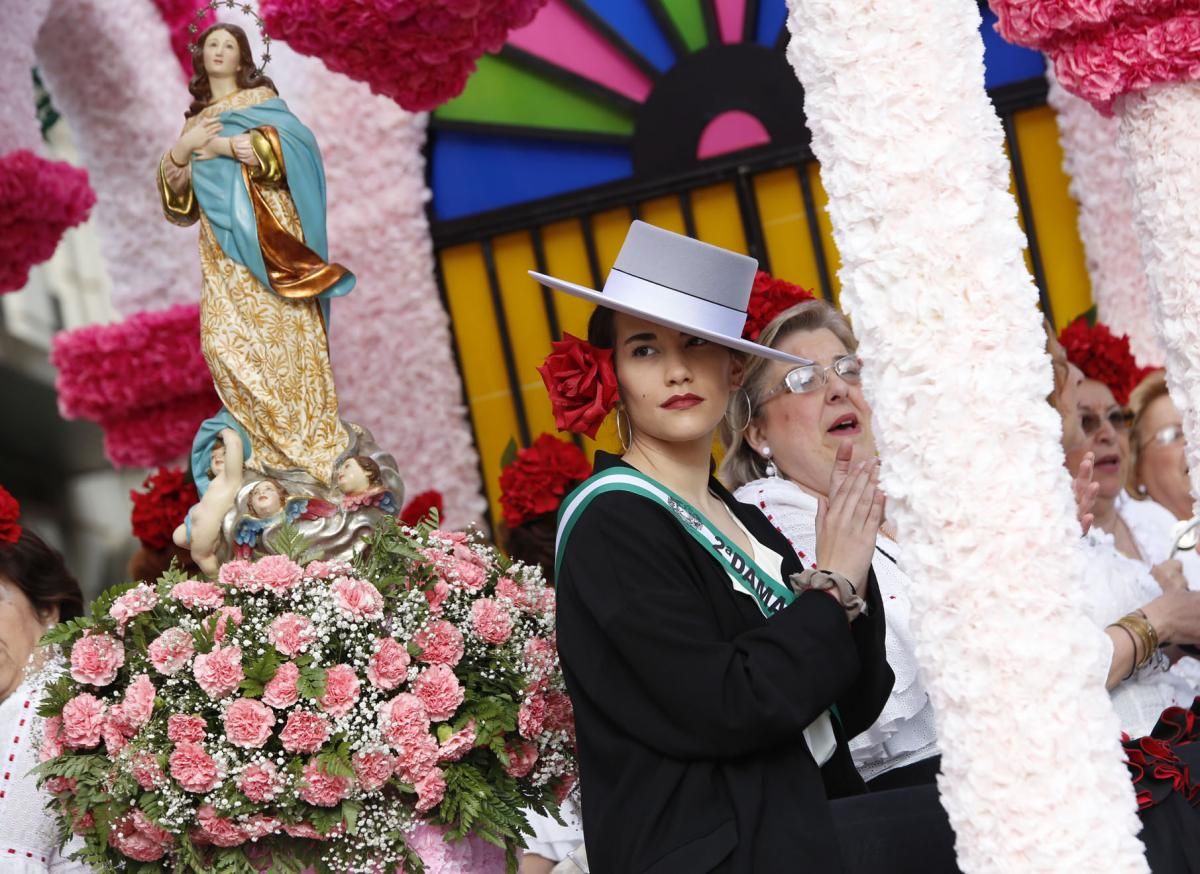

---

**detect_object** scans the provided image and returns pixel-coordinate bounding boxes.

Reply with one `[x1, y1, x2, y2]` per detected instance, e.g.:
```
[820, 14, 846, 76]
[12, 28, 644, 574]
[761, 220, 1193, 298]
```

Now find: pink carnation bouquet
[35, 517, 575, 872]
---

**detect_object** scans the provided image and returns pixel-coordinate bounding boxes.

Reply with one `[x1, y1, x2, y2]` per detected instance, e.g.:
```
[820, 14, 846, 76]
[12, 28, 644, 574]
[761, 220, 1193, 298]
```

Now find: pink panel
[714, 0, 746, 43]
[507, 0, 652, 102]
[697, 111, 772, 159]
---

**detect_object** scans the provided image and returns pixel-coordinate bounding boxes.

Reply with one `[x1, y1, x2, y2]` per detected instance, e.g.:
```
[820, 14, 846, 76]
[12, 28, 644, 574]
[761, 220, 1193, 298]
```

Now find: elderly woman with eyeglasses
[720, 300, 939, 790]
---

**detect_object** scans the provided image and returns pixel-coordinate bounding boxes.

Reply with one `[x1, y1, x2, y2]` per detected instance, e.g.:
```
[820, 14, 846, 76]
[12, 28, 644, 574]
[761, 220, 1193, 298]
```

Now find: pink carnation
[61, 693, 106, 749]
[196, 804, 246, 847]
[283, 821, 340, 841]
[493, 576, 532, 609]
[425, 579, 451, 613]
[471, 598, 514, 645]
[262, 660, 301, 709]
[279, 710, 329, 753]
[241, 814, 281, 842]
[44, 776, 76, 795]
[503, 739, 539, 778]
[212, 605, 244, 643]
[251, 554, 303, 593]
[268, 613, 316, 657]
[299, 759, 352, 807]
[223, 697, 276, 748]
[379, 693, 430, 747]
[304, 558, 351, 579]
[543, 690, 575, 734]
[148, 627, 194, 675]
[318, 664, 361, 717]
[413, 620, 465, 667]
[431, 530, 469, 545]
[109, 809, 173, 862]
[103, 718, 130, 755]
[110, 673, 156, 734]
[237, 760, 282, 803]
[414, 767, 447, 813]
[438, 720, 476, 763]
[193, 644, 244, 699]
[330, 576, 384, 620]
[351, 748, 396, 792]
[519, 694, 546, 739]
[366, 637, 411, 690]
[40, 716, 64, 761]
[524, 636, 555, 675]
[170, 742, 220, 792]
[396, 731, 440, 784]
[218, 559, 255, 589]
[131, 750, 165, 790]
[413, 664, 464, 722]
[69, 634, 124, 687]
[169, 579, 225, 610]
[109, 584, 158, 629]
[168, 713, 207, 744]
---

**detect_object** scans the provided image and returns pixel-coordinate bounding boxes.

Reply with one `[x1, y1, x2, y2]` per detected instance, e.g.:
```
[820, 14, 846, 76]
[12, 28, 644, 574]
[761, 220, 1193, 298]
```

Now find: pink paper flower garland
[0, 150, 95, 294]
[259, 0, 550, 111]
[990, 1, 1200, 113]
[51, 304, 220, 467]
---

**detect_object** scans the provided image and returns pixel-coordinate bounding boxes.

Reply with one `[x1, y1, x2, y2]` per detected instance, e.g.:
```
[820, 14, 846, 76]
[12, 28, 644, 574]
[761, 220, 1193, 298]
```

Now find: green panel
[435, 55, 635, 136]
[661, 0, 708, 52]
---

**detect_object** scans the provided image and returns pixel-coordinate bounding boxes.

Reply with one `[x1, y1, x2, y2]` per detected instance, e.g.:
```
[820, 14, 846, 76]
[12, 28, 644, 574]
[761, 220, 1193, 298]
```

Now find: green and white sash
[554, 467, 839, 765]
[555, 468, 796, 618]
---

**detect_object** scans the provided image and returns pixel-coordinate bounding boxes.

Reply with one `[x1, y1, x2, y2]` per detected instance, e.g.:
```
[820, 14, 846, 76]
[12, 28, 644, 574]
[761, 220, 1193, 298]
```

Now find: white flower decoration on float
[1046, 70, 1162, 366]
[783, 1, 1147, 871]
[1117, 81, 1200, 518]
[34, 0, 200, 315]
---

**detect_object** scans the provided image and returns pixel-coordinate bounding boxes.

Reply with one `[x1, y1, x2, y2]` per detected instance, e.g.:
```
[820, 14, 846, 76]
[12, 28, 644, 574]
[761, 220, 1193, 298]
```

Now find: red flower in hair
[742, 271, 817, 342]
[537, 333, 618, 439]
[500, 435, 592, 529]
[1058, 318, 1154, 406]
[129, 467, 197, 551]
[400, 490, 444, 528]
[0, 485, 20, 544]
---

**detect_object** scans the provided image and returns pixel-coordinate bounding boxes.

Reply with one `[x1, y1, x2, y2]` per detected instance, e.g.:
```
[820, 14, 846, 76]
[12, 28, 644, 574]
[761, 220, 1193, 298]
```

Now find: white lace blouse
[0, 666, 90, 873]
[1116, 491, 1200, 590]
[733, 477, 939, 782]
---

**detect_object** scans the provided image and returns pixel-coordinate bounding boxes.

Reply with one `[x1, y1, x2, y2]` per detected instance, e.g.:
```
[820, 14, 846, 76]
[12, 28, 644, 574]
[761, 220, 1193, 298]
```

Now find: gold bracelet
[1116, 613, 1158, 671]
[1133, 609, 1160, 651]
[167, 149, 188, 168]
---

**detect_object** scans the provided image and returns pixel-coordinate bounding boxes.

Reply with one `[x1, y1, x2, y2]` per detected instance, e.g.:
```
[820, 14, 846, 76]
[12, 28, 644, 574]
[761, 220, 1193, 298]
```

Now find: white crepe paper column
[1, 0, 50, 153]
[35, 0, 199, 317]
[782, 1, 1147, 871]
[1045, 72, 1163, 366]
[1118, 82, 1200, 517]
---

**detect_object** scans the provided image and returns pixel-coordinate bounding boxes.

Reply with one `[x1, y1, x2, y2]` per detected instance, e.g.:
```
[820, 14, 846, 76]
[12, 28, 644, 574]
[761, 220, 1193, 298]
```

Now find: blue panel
[980, 8, 1045, 88]
[430, 131, 634, 220]
[586, 0, 677, 72]
[755, 0, 787, 47]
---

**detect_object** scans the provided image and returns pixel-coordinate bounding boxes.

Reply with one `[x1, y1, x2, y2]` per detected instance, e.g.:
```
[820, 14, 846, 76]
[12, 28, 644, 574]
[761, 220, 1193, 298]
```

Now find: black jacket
[556, 454, 893, 874]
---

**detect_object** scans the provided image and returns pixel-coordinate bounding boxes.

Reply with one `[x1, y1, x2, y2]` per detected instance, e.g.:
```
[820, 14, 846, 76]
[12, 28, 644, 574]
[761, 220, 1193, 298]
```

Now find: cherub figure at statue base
[173, 427, 245, 576]
[216, 421, 406, 568]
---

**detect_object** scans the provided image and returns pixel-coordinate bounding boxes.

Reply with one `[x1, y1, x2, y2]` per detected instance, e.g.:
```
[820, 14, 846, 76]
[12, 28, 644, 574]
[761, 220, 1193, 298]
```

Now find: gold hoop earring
[616, 407, 632, 451]
[725, 388, 752, 433]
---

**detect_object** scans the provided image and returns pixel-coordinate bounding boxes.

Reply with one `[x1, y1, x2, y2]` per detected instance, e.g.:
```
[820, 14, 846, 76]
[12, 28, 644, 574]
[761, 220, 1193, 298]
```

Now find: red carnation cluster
[400, 490, 444, 528]
[1058, 317, 1155, 406]
[52, 304, 221, 467]
[499, 434, 591, 529]
[130, 467, 198, 551]
[150, 0, 219, 80]
[0, 485, 21, 545]
[260, 0, 549, 111]
[742, 271, 817, 342]
[0, 150, 96, 294]
[537, 333, 618, 439]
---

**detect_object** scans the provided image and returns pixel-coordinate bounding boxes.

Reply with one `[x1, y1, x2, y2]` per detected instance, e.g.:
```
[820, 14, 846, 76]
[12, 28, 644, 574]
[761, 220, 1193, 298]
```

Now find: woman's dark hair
[587, 306, 616, 351]
[0, 529, 84, 622]
[186, 24, 278, 118]
[350, 456, 383, 489]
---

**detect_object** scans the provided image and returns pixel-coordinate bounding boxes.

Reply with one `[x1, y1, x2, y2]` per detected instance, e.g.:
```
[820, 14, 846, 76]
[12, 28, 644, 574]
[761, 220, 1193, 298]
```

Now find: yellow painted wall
[438, 105, 1094, 530]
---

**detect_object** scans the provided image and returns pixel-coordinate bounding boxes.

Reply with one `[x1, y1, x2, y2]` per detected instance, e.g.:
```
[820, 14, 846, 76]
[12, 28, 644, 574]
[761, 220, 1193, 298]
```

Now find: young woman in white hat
[532, 222, 958, 874]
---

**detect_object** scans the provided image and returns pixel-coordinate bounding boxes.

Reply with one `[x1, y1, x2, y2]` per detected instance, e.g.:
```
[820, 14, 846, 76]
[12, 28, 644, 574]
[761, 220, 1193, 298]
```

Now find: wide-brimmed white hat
[528, 221, 812, 364]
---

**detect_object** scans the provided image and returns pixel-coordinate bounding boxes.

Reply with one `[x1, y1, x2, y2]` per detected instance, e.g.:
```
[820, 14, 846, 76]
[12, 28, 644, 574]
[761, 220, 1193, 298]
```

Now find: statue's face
[336, 459, 370, 495]
[203, 28, 241, 77]
[250, 481, 282, 517]
[210, 444, 226, 475]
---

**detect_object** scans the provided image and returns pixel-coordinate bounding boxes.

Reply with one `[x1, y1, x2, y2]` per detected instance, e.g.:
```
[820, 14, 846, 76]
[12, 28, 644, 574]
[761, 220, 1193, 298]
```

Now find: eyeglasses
[1079, 408, 1134, 436]
[760, 355, 863, 404]
[1142, 423, 1185, 450]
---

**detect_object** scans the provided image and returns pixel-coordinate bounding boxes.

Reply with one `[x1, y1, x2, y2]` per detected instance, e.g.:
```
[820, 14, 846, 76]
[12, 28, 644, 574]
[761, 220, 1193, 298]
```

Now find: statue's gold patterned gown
[159, 87, 348, 485]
